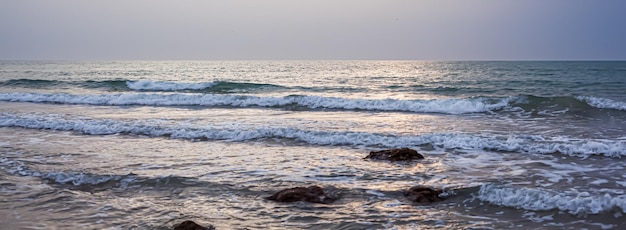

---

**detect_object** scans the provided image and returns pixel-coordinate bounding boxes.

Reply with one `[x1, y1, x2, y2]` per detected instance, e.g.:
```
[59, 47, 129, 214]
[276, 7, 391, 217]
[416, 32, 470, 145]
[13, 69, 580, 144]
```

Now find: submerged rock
[403, 185, 444, 204]
[266, 185, 336, 204]
[365, 148, 424, 161]
[173, 220, 214, 230]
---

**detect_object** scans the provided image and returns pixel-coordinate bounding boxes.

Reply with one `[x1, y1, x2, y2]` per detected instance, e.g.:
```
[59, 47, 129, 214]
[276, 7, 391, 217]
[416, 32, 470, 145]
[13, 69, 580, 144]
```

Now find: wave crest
[477, 184, 626, 215]
[126, 79, 217, 91]
[0, 92, 512, 114]
[576, 96, 626, 111]
[1, 113, 625, 158]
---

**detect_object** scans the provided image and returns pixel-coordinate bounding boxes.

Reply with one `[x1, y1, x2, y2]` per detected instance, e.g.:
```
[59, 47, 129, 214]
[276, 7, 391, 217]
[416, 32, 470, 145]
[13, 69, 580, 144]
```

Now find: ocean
[1, 60, 625, 229]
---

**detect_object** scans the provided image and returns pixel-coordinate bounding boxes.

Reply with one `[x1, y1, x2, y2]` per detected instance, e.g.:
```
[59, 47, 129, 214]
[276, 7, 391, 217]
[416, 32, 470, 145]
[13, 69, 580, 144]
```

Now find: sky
[1, 0, 625, 60]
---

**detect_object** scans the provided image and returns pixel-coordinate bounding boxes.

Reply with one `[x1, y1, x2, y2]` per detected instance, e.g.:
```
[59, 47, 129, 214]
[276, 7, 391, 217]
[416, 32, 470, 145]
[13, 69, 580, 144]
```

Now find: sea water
[1, 61, 625, 229]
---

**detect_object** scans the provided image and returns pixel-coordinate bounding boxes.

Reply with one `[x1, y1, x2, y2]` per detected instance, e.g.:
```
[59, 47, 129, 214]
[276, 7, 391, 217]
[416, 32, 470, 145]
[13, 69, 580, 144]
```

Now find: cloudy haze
[1, 0, 625, 60]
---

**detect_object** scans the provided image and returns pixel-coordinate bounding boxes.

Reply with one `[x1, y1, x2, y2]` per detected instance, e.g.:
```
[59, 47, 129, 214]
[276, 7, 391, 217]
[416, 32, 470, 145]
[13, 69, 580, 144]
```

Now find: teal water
[1, 61, 626, 229]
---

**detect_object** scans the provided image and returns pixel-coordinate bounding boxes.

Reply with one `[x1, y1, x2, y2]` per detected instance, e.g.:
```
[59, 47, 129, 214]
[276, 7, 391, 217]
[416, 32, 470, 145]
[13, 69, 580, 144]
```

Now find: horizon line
[1, 58, 625, 62]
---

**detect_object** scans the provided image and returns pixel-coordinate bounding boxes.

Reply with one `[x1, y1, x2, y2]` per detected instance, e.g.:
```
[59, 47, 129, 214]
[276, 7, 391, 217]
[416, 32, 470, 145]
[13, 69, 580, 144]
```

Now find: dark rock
[173, 220, 214, 230]
[403, 185, 444, 203]
[266, 185, 335, 204]
[365, 148, 424, 161]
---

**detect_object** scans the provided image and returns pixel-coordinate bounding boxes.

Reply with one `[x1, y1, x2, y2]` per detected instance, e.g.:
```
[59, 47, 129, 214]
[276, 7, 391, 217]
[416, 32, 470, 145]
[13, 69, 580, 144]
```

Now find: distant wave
[510, 95, 626, 114]
[2, 113, 625, 158]
[0, 92, 512, 114]
[126, 79, 283, 92]
[126, 79, 217, 91]
[0, 79, 283, 93]
[0, 78, 128, 90]
[0, 79, 60, 87]
[477, 184, 626, 215]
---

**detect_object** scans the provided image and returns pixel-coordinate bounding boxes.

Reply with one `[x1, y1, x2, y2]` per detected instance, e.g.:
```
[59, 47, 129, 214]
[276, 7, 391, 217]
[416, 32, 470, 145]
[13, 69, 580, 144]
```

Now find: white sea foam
[0, 92, 512, 114]
[365, 189, 387, 197]
[1, 113, 625, 158]
[477, 184, 626, 215]
[576, 96, 626, 111]
[590, 179, 610, 185]
[126, 80, 217, 91]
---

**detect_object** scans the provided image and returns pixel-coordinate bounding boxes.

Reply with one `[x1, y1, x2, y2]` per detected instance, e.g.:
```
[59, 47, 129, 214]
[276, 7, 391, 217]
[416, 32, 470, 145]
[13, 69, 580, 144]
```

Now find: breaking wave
[477, 184, 626, 215]
[0, 92, 512, 114]
[576, 96, 626, 111]
[2, 91, 625, 115]
[126, 80, 282, 93]
[1, 113, 625, 158]
[126, 79, 217, 91]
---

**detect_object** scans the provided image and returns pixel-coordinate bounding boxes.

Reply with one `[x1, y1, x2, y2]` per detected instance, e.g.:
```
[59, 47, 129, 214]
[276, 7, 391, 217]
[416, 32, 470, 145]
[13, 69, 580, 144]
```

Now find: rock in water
[403, 185, 444, 203]
[173, 220, 214, 230]
[365, 148, 424, 161]
[266, 185, 335, 204]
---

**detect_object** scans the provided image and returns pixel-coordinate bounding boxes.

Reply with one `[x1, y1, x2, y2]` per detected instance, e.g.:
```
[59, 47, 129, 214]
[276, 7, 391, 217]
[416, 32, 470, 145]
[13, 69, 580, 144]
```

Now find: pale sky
[1, 0, 625, 60]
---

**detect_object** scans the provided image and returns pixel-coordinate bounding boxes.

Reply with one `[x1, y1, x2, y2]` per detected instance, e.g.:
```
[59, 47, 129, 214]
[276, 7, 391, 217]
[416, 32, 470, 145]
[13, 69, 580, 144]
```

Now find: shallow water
[2, 127, 625, 229]
[1, 61, 626, 229]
